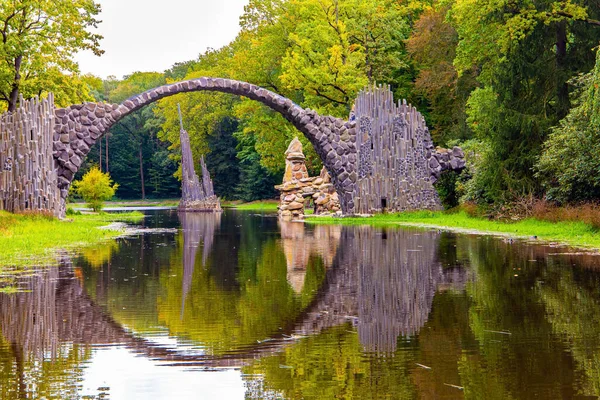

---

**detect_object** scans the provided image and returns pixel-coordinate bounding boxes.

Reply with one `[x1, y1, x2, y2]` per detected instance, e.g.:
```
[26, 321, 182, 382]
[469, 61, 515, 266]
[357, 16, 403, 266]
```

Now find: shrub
[72, 166, 119, 212]
[66, 207, 82, 216]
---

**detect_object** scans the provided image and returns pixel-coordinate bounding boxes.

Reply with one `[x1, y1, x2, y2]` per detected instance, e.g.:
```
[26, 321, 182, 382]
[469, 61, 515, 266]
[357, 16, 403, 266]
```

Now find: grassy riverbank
[0, 211, 144, 268]
[307, 210, 600, 250]
[223, 200, 279, 211]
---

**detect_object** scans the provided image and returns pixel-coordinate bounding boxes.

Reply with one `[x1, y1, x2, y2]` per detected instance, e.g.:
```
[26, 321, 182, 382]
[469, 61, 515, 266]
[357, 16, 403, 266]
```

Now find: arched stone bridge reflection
[0, 220, 468, 368]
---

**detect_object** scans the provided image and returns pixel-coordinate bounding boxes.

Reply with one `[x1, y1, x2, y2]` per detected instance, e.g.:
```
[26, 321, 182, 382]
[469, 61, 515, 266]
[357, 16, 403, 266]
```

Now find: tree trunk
[105, 134, 109, 173]
[139, 143, 145, 200]
[99, 140, 102, 172]
[7, 55, 23, 112]
[366, 33, 372, 83]
[556, 21, 570, 120]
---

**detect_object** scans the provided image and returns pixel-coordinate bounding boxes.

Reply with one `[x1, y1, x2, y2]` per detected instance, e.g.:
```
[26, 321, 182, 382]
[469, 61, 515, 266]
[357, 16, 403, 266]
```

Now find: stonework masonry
[0, 95, 61, 216]
[351, 85, 465, 213]
[276, 138, 341, 219]
[2, 78, 464, 217]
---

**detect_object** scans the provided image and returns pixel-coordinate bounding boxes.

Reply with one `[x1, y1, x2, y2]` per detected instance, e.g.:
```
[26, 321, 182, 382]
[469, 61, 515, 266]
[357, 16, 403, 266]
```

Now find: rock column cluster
[178, 126, 221, 212]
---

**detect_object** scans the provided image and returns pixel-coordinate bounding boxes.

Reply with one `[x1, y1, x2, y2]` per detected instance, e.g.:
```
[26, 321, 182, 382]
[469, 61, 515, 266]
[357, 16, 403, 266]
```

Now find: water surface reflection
[1, 210, 600, 399]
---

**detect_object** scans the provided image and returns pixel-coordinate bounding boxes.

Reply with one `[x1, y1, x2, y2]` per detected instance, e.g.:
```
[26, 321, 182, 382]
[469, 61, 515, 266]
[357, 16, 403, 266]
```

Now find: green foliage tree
[536, 46, 600, 202]
[0, 0, 103, 111]
[72, 166, 118, 211]
[448, 0, 600, 203]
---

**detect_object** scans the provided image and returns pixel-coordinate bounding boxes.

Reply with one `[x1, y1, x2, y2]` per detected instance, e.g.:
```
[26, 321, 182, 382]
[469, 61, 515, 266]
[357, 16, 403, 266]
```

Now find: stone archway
[53, 78, 358, 212]
[53, 79, 465, 215]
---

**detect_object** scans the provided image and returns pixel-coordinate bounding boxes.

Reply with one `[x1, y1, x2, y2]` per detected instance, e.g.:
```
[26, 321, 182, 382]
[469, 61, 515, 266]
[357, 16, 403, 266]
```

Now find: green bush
[72, 166, 119, 212]
[65, 207, 82, 216]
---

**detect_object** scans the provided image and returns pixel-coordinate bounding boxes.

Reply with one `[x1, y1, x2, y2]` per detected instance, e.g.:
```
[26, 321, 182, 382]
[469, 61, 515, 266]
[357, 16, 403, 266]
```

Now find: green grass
[223, 200, 279, 211]
[0, 210, 144, 268]
[307, 210, 600, 249]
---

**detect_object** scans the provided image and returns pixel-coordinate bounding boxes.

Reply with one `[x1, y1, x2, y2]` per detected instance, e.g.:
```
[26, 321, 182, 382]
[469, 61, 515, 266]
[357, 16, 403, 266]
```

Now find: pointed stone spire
[283, 137, 309, 182]
[177, 104, 222, 212]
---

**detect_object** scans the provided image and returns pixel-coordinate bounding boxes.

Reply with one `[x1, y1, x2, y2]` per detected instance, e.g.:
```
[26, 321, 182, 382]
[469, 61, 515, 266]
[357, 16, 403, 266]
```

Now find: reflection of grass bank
[70, 199, 179, 208]
[0, 211, 144, 268]
[223, 200, 279, 211]
[307, 210, 600, 250]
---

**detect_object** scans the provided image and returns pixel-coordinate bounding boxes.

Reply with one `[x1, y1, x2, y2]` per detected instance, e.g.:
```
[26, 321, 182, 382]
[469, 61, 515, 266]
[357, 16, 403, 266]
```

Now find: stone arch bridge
[53, 78, 464, 214]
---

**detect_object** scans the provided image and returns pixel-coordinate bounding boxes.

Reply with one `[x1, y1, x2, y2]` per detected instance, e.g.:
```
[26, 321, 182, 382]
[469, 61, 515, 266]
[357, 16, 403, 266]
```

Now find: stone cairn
[275, 138, 341, 219]
[0, 95, 61, 216]
[177, 105, 221, 212]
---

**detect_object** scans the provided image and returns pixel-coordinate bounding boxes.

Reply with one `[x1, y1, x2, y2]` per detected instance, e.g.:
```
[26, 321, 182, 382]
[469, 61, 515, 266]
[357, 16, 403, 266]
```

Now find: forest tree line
[1, 0, 600, 205]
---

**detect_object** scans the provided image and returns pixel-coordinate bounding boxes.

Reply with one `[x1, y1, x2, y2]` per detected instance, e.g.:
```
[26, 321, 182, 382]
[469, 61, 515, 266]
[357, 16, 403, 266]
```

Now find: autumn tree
[407, 5, 477, 145]
[0, 0, 103, 111]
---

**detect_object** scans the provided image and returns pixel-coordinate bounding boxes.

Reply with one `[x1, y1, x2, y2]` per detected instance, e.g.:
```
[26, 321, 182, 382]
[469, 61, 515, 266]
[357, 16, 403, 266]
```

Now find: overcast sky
[75, 0, 249, 79]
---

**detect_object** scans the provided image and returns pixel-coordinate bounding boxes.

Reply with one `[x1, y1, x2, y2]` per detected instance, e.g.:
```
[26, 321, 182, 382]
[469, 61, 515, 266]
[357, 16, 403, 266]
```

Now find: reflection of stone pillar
[351, 228, 466, 353]
[279, 220, 342, 293]
[311, 224, 342, 267]
[280, 220, 309, 293]
[179, 212, 222, 316]
[315, 227, 468, 354]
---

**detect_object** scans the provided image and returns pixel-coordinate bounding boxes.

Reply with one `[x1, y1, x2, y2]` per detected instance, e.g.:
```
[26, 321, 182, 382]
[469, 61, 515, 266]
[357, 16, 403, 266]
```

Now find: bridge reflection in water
[0, 212, 467, 397]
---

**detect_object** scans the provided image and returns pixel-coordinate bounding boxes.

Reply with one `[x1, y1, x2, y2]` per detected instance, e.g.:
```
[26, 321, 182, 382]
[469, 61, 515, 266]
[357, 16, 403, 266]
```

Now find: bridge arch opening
[53, 78, 358, 213]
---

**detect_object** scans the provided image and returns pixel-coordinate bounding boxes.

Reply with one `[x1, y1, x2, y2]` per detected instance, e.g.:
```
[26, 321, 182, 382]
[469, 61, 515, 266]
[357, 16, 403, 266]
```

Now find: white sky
[75, 0, 249, 80]
[81, 347, 247, 399]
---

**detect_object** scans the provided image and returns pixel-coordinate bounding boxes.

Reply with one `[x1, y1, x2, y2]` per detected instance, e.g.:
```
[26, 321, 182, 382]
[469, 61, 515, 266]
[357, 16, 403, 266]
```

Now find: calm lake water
[2, 209, 600, 399]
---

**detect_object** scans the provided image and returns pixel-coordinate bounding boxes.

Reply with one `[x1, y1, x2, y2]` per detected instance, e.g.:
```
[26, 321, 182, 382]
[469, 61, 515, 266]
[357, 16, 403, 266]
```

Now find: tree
[449, 0, 600, 203]
[72, 166, 118, 212]
[536, 46, 600, 202]
[108, 72, 167, 200]
[407, 5, 477, 145]
[0, 0, 103, 111]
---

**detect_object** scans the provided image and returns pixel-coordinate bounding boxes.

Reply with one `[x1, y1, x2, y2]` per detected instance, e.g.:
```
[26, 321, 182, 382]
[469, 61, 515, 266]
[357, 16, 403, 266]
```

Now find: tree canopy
[0, 0, 102, 111]
[9, 0, 600, 206]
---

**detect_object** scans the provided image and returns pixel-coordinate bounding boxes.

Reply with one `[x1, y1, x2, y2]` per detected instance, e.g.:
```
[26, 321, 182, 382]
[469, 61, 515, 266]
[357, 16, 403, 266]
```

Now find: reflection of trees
[536, 255, 600, 397]
[244, 325, 417, 400]
[156, 213, 330, 355]
[80, 240, 119, 268]
[456, 238, 584, 399]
